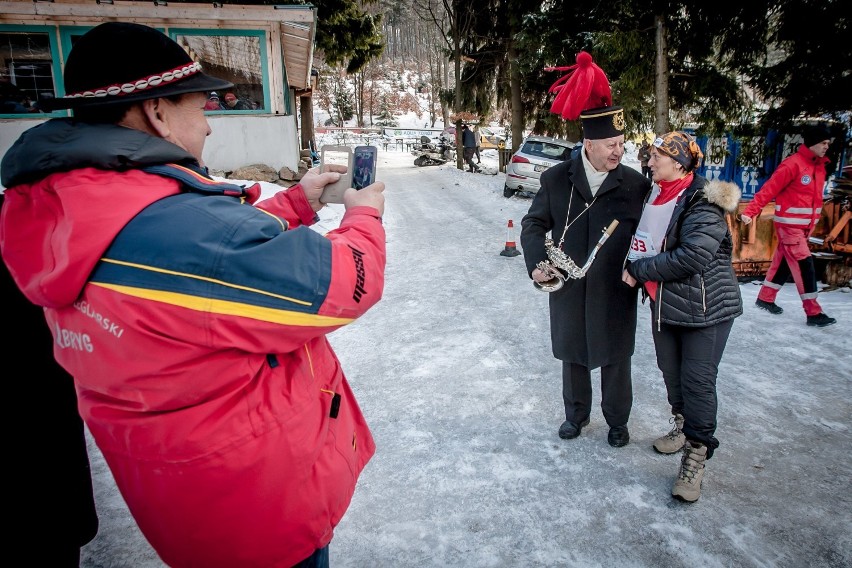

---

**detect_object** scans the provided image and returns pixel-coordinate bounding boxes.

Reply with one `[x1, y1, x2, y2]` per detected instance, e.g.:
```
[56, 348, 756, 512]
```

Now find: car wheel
[503, 185, 516, 198]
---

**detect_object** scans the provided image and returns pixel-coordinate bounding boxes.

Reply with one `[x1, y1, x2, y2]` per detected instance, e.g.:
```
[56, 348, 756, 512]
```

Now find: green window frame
[0, 24, 64, 118]
[170, 28, 270, 114]
[1, 24, 273, 118]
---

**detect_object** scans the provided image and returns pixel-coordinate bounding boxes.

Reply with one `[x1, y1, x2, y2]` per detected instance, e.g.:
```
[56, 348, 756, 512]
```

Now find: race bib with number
[628, 228, 658, 260]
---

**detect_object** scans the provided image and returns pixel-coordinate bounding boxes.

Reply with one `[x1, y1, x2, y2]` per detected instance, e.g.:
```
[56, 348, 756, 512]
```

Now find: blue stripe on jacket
[89, 190, 334, 320]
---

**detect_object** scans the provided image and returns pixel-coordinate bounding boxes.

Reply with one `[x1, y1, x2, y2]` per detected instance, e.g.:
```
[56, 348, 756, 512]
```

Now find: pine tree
[332, 79, 356, 125]
[374, 96, 398, 127]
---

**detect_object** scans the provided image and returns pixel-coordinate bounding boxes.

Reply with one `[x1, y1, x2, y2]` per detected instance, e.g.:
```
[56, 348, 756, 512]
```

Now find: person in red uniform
[741, 124, 836, 327]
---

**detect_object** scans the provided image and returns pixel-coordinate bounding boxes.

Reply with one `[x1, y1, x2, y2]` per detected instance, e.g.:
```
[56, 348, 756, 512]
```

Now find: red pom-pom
[545, 51, 613, 120]
[575, 51, 592, 67]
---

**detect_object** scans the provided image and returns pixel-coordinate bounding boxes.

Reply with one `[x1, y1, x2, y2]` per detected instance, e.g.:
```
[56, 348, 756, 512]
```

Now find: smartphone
[319, 145, 353, 204]
[352, 145, 378, 190]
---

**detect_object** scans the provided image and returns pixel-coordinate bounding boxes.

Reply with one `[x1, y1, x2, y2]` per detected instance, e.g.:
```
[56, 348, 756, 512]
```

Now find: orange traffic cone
[500, 219, 521, 257]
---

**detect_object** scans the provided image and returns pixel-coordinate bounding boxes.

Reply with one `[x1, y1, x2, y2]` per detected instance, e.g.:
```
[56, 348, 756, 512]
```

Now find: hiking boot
[806, 313, 837, 327]
[653, 413, 685, 454]
[558, 417, 590, 440]
[755, 299, 783, 314]
[672, 441, 707, 503]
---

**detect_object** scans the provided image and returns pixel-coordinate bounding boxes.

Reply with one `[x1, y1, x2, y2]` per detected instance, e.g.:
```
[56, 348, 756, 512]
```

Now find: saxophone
[534, 219, 620, 292]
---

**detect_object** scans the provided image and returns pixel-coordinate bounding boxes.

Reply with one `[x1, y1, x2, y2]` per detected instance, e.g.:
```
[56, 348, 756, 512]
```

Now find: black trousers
[651, 317, 734, 459]
[463, 147, 478, 171]
[561, 356, 632, 428]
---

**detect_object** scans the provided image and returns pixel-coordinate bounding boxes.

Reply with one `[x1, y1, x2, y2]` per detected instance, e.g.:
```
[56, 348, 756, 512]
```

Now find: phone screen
[352, 146, 377, 190]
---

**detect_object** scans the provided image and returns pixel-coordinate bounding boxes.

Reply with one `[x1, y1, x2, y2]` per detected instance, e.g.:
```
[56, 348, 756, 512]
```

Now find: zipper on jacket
[700, 277, 706, 313]
[655, 234, 668, 332]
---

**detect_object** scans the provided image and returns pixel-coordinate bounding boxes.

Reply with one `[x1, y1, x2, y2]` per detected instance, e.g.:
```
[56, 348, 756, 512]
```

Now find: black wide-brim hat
[41, 22, 233, 111]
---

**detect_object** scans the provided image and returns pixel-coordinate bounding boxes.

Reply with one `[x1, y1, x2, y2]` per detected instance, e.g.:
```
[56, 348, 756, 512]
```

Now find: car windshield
[521, 140, 571, 161]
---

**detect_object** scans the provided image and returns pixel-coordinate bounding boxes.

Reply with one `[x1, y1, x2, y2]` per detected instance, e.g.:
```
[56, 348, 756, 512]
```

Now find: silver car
[503, 135, 576, 197]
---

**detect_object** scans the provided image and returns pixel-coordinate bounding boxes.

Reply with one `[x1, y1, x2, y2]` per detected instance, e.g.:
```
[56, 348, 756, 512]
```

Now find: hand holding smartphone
[319, 145, 378, 204]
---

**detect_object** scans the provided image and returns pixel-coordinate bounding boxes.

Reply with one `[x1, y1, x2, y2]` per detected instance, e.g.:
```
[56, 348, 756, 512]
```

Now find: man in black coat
[3, 193, 99, 565]
[521, 105, 650, 448]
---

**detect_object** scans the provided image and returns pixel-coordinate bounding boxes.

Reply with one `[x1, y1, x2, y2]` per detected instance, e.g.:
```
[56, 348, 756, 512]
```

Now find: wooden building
[0, 0, 318, 178]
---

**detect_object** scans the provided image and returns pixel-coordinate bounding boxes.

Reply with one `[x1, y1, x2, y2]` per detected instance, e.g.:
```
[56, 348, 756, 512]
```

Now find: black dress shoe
[608, 425, 630, 447]
[558, 417, 590, 440]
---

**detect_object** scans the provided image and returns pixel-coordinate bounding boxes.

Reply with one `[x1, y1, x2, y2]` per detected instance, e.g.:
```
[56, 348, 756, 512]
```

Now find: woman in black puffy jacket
[622, 131, 742, 503]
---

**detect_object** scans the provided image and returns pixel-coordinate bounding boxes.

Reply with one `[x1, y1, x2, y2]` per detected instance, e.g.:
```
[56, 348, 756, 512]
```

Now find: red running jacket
[742, 143, 829, 231]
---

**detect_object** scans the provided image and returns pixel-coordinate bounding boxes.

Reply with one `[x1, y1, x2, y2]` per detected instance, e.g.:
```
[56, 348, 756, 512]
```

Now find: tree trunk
[454, 9, 463, 170]
[354, 73, 364, 127]
[299, 95, 315, 153]
[654, 15, 670, 135]
[508, 42, 523, 153]
[441, 54, 450, 126]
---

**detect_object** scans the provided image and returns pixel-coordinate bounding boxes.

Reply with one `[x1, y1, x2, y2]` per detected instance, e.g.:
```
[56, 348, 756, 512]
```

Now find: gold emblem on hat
[612, 109, 625, 132]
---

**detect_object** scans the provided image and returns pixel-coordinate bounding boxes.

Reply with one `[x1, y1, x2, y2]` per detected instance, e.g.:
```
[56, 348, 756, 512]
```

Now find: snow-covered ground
[80, 138, 850, 567]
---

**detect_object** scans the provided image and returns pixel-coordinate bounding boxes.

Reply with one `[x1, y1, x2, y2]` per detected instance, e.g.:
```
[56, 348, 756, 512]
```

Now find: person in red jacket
[741, 124, 836, 327]
[0, 23, 385, 568]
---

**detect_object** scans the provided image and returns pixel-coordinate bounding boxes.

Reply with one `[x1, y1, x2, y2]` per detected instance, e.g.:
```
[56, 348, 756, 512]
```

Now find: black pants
[293, 545, 329, 568]
[651, 317, 734, 459]
[561, 356, 632, 427]
[463, 147, 479, 171]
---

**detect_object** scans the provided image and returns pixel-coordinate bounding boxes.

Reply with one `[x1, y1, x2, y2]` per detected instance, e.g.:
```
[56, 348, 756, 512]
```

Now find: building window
[171, 29, 269, 113]
[0, 28, 60, 115]
[1, 25, 272, 118]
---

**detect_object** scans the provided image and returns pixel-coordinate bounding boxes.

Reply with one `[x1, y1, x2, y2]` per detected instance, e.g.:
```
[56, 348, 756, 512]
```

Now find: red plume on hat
[545, 51, 612, 120]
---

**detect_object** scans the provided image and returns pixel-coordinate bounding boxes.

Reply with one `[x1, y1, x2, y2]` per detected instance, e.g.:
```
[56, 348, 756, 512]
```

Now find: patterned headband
[62, 61, 202, 100]
[653, 131, 704, 171]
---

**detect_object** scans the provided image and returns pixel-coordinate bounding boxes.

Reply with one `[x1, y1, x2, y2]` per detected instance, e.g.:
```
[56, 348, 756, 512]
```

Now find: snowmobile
[412, 134, 455, 166]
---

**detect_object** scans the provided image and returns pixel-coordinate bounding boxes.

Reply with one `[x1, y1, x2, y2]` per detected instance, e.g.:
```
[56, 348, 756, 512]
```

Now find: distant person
[0, 22, 386, 568]
[461, 124, 480, 173]
[637, 139, 652, 178]
[622, 131, 743, 503]
[473, 124, 483, 163]
[224, 92, 252, 110]
[521, 51, 650, 449]
[0, 76, 32, 113]
[204, 91, 223, 110]
[740, 124, 836, 327]
[32, 92, 55, 113]
[2, 201, 100, 566]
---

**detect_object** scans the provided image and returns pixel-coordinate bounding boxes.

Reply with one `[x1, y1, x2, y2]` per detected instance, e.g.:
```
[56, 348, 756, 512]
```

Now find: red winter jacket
[0, 120, 384, 567]
[742, 144, 829, 232]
